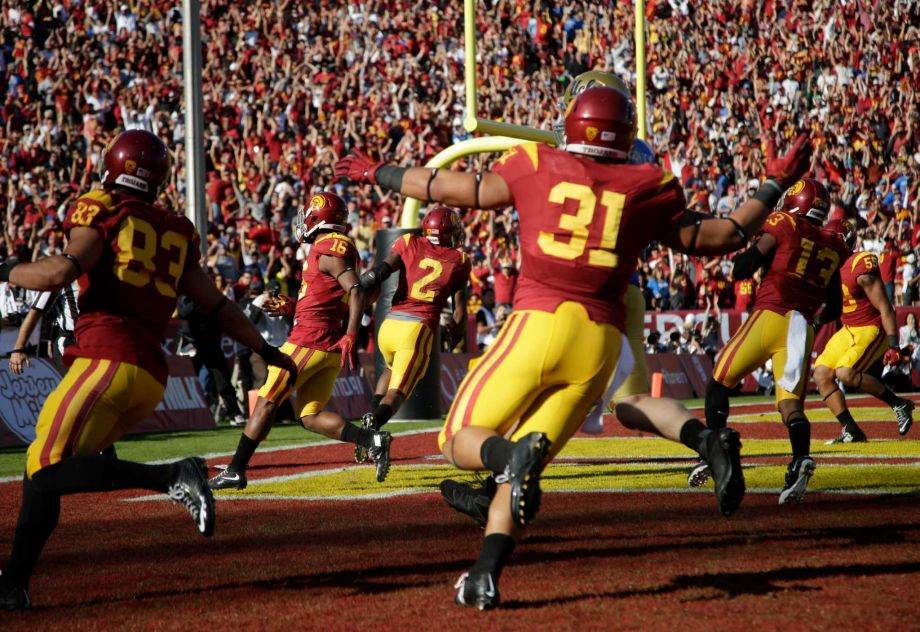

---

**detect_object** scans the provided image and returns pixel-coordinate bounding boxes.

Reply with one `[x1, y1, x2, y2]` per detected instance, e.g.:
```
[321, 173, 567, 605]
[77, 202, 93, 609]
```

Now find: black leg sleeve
[4, 474, 61, 585]
[704, 379, 731, 430]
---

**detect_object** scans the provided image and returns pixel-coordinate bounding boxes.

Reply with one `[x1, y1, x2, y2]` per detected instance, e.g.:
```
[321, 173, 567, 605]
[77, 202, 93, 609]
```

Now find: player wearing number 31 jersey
[336, 85, 813, 609]
[355, 206, 470, 462]
[700, 177, 851, 505]
[813, 219, 914, 443]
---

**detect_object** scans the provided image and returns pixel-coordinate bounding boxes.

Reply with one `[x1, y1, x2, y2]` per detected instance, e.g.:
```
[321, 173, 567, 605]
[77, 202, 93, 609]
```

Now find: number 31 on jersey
[537, 182, 626, 268]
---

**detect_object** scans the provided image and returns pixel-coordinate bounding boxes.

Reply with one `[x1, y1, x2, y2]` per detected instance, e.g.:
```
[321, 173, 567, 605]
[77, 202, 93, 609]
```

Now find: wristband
[0, 261, 19, 282]
[751, 178, 784, 209]
[726, 217, 748, 241]
[62, 253, 83, 277]
[888, 334, 899, 349]
[426, 168, 440, 202]
[376, 165, 407, 192]
[9, 348, 28, 354]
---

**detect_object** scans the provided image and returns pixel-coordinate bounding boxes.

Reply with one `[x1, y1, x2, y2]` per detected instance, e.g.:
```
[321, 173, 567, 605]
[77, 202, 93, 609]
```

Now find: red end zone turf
[1, 475, 919, 628]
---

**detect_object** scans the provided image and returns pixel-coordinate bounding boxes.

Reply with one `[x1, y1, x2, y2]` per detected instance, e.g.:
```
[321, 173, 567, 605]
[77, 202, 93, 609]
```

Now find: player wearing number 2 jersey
[336, 85, 813, 609]
[0, 130, 297, 610]
[355, 206, 470, 463]
[698, 177, 851, 505]
[813, 219, 914, 443]
[208, 191, 395, 493]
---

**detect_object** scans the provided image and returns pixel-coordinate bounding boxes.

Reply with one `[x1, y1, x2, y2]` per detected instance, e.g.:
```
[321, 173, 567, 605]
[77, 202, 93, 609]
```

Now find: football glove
[262, 294, 295, 317]
[765, 133, 812, 188]
[332, 332, 358, 370]
[884, 347, 902, 367]
[334, 150, 383, 185]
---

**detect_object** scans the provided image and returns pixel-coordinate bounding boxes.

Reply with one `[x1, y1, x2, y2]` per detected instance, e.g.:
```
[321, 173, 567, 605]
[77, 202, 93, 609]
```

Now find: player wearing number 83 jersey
[357, 206, 471, 440]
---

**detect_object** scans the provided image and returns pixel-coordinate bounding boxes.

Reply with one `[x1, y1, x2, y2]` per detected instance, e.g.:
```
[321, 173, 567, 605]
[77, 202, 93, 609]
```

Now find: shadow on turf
[500, 560, 920, 609]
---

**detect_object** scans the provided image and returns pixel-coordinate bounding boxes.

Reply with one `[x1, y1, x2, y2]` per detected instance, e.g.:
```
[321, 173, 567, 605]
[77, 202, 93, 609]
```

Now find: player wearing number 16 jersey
[699, 177, 851, 505]
[0, 130, 297, 610]
[813, 219, 914, 443]
[337, 85, 813, 609]
[355, 206, 470, 462]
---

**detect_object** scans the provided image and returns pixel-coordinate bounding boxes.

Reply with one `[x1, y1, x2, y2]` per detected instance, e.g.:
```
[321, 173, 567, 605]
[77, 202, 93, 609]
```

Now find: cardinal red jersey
[389, 234, 471, 329]
[734, 278, 756, 311]
[288, 232, 358, 350]
[492, 142, 685, 329]
[63, 189, 198, 385]
[840, 252, 883, 327]
[753, 211, 849, 320]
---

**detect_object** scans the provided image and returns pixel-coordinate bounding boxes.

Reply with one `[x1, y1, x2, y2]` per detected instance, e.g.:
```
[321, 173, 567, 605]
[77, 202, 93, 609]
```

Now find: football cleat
[506, 432, 550, 528]
[893, 400, 914, 436]
[208, 467, 247, 491]
[0, 575, 30, 611]
[169, 457, 216, 537]
[687, 459, 711, 488]
[454, 570, 500, 611]
[355, 413, 375, 463]
[825, 428, 868, 445]
[369, 431, 392, 483]
[229, 414, 247, 427]
[778, 456, 816, 505]
[440, 477, 496, 528]
[704, 428, 745, 517]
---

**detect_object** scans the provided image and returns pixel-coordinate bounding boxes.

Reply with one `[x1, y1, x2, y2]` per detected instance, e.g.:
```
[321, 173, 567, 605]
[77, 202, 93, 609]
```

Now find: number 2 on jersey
[410, 258, 444, 302]
[537, 182, 626, 268]
[114, 216, 188, 297]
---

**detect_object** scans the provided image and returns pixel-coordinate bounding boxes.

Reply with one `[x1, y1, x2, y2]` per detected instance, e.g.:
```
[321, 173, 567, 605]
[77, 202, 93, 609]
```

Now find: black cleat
[369, 431, 392, 483]
[355, 413, 375, 463]
[894, 400, 914, 436]
[454, 570, 500, 610]
[440, 477, 496, 528]
[704, 428, 745, 517]
[778, 456, 816, 505]
[169, 457, 216, 537]
[506, 432, 550, 528]
[687, 459, 711, 488]
[0, 576, 30, 611]
[825, 428, 868, 445]
[208, 466, 247, 491]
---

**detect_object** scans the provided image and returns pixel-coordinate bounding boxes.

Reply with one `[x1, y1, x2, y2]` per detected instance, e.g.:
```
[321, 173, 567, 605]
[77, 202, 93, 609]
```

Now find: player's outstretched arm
[335, 151, 513, 209]
[0, 227, 103, 290]
[662, 134, 812, 256]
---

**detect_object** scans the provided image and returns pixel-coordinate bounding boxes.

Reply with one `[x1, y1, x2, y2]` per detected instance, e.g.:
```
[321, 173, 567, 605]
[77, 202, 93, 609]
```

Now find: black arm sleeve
[731, 244, 769, 280]
[819, 270, 843, 325]
[358, 261, 392, 289]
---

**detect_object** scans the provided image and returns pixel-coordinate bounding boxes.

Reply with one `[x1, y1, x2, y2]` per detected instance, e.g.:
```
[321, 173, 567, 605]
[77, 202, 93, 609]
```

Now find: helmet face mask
[563, 86, 636, 161]
[422, 206, 462, 248]
[101, 129, 171, 198]
[779, 178, 830, 224]
[295, 192, 348, 243]
[825, 217, 858, 250]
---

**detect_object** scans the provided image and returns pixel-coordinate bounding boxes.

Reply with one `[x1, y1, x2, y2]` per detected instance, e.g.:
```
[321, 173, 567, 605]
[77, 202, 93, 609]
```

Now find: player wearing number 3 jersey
[335, 85, 813, 609]
[813, 219, 914, 443]
[699, 177, 851, 505]
[355, 206, 470, 463]
[0, 130, 298, 610]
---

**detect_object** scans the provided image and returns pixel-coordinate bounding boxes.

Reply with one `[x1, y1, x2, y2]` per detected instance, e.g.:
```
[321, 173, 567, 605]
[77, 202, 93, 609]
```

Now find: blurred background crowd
[1, 0, 919, 382]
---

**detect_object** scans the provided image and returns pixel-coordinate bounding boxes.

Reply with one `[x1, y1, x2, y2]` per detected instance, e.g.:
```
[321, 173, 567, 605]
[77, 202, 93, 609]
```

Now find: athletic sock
[787, 417, 811, 459]
[340, 422, 377, 448]
[878, 387, 905, 409]
[704, 380, 731, 430]
[4, 474, 60, 585]
[834, 409, 860, 433]
[31, 455, 178, 494]
[372, 404, 394, 429]
[480, 436, 514, 474]
[470, 533, 516, 579]
[230, 434, 260, 472]
[371, 394, 384, 410]
[678, 419, 711, 457]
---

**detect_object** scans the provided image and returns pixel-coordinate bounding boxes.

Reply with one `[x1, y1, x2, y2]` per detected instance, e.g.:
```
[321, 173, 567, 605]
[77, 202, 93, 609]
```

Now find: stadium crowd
[1, 0, 919, 349]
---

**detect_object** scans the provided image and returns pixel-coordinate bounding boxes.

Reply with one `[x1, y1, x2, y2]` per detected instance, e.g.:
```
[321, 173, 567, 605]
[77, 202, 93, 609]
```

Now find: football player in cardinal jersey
[696, 177, 851, 505]
[336, 86, 812, 610]
[354, 206, 471, 463]
[813, 219, 914, 442]
[0, 130, 297, 610]
[208, 192, 394, 491]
